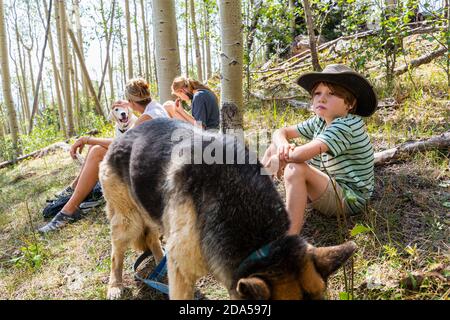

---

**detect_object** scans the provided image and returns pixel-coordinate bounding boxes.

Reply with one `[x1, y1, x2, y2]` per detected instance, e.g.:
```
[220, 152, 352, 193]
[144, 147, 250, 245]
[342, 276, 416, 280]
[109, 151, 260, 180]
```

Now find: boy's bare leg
[283, 163, 330, 234]
[62, 145, 108, 215]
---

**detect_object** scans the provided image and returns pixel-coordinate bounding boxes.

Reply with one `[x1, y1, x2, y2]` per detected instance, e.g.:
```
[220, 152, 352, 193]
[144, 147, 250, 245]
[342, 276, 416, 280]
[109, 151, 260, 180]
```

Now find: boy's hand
[277, 143, 295, 161]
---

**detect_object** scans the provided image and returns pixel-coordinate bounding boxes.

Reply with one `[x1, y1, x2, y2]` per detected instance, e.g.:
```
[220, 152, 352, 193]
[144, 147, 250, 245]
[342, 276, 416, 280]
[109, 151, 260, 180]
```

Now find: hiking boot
[55, 186, 74, 198]
[38, 208, 83, 233]
[42, 194, 73, 219]
[79, 197, 105, 211]
[79, 182, 104, 212]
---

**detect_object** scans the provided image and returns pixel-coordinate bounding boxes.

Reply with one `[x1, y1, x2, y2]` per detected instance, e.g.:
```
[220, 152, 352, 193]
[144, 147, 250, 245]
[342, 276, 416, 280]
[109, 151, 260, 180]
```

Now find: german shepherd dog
[99, 118, 357, 300]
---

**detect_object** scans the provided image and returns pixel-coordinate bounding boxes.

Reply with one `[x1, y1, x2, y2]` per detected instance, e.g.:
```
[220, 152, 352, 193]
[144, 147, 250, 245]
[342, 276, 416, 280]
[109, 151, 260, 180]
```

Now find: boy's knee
[284, 163, 308, 182]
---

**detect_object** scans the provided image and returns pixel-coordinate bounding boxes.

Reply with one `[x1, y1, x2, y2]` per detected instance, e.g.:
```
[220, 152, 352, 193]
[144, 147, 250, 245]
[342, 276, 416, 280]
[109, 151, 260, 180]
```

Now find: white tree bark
[72, 0, 90, 100]
[203, 0, 211, 80]
[125, 0, 133, 79]
[189, 0, 203, 82]
[152, 0, 181, 103]
[57, 0, 75, 136]
[0, 0, 21, 156]
[218, 0, 243, 131]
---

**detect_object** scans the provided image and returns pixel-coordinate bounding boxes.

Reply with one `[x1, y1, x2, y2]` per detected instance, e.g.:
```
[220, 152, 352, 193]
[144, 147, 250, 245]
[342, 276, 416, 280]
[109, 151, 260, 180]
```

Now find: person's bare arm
[132, 114, 153, 128]
[286, 139, 329, 163]
[70, 137, 113, 159]
[175, 99, 204, 128]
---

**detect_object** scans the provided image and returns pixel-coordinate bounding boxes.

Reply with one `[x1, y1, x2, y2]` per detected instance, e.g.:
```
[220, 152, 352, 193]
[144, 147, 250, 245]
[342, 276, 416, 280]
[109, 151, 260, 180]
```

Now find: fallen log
[376, 47, 447, 80]
[374, 131, 450, 165]
[0, 141, 85, 170]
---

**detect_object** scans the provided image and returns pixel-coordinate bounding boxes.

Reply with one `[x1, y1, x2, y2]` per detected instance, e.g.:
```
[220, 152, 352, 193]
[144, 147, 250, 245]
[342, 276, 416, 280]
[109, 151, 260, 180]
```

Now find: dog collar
[118, 127, 127, 134]
[237, 242, 273, 274]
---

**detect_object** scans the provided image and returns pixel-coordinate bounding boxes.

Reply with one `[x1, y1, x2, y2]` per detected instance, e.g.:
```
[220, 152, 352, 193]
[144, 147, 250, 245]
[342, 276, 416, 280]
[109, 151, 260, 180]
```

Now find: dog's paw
[107, 286, 124, 300]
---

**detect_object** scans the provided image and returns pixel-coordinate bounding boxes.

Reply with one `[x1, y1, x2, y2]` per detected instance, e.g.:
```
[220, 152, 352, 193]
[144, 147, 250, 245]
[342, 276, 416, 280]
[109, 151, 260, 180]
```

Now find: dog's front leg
[107, 235, 128, 300]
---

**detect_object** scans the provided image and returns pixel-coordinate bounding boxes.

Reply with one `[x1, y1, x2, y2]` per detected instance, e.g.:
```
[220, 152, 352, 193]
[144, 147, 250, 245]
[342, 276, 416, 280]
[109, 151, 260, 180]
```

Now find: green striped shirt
[296, 114, 374, 214]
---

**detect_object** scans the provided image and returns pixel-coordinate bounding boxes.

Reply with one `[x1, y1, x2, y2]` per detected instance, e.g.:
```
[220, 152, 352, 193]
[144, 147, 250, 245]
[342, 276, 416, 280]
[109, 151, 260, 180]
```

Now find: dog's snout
[121, 112, 126, 117]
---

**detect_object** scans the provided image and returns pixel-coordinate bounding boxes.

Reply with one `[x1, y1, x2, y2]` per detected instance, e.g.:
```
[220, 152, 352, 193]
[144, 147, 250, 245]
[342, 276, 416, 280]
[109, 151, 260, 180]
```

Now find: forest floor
[0, 65, 449, 300]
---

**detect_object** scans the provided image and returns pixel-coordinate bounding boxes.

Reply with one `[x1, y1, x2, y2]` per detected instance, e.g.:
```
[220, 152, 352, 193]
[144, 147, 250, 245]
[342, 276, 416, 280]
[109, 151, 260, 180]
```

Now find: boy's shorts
[308, 179, 352, 217]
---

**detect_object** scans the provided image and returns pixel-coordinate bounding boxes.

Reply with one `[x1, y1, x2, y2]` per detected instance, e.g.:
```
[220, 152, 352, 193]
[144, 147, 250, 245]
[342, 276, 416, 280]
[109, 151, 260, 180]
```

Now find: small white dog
[109, 103, 138, 137]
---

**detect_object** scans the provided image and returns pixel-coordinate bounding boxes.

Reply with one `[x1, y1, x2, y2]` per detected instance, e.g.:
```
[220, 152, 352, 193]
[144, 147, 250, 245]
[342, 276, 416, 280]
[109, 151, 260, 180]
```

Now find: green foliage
[0, 136, 16, 162]
[339, 291, 353, 300]
[9, 241, 45, 271]
[20, 108, 65, 155]
[78, 111, 111, 136]
[350, 224, 372, 237]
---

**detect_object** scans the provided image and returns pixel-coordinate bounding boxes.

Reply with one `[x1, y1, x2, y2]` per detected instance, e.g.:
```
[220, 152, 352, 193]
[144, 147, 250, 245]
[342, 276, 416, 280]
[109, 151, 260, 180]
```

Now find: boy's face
[312, 83, 351, 123]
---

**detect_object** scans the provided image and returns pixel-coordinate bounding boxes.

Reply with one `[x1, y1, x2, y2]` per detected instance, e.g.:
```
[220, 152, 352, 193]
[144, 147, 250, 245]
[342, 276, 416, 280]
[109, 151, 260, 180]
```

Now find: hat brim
[296, 72, 377, 117]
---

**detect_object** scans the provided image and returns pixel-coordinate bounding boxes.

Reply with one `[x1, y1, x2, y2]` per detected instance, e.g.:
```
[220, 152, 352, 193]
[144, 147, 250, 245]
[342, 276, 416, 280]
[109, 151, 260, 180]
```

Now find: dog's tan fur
[100, 163, 164, 299]
[101, 159, 214, 299]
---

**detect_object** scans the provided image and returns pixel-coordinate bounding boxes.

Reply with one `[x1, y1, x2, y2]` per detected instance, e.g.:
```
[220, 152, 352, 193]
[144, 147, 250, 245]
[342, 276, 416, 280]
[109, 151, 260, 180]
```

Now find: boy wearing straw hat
[262, 64, 378, 235]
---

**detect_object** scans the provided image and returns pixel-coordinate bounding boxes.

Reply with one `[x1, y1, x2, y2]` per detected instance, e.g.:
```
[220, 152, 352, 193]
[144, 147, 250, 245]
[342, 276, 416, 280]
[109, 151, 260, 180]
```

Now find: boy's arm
[286, 139, 329, 163]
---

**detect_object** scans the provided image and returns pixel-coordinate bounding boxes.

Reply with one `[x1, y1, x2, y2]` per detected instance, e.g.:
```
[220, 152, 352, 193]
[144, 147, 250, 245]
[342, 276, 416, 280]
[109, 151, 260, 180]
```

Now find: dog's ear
[236, 276, 270, 300]
[312, 241, 357, 279]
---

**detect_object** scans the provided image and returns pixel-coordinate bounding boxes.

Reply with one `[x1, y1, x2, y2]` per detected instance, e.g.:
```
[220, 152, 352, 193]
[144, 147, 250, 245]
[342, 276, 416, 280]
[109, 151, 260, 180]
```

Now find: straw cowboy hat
[296, 64, 378, 117]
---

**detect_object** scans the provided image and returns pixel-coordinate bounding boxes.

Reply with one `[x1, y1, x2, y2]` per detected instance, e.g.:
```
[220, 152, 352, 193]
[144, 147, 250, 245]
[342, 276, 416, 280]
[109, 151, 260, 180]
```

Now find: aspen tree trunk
[43, 0, 66, 135]
[140, 0, 151, 82]
[218, 0, 244, 131]
[289, 0, 296, 40]
[152, 0, 181, 103]
[118, 16, 127, 90]
[58, 0, 75, 136]
[71, 50, 80, 130]
[12, 6, 31, 127]
[26, 50, 36, 103]
[125, 0, 133, 79]
[203, 0, 212, 80]
[133, 0, 142, 76]
[302, 0, 321, 71]
[24, 2, 36, 100]
[29, 0, 53, 133]
[68, 28, 105, 118]
[201, 11, 206, 80]
[0, 0, 21, 156]
[109, 41, 115, 105]
[97, 0, 116, 102]
[73, 0, 90, 101]
[189, 0, 203, 82]
[185, 0, 189, 76]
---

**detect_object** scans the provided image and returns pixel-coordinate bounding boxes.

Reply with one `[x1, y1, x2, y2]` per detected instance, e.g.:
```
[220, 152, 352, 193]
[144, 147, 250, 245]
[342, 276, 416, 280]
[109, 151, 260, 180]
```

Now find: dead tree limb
[374, 131, 450, 165]
[376, 47, 447, 80]
[0, 142, 72, 169]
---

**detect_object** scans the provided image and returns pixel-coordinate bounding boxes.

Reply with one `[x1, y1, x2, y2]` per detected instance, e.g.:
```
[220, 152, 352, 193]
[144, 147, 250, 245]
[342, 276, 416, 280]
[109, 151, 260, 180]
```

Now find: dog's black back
[105, 118, 289, 269]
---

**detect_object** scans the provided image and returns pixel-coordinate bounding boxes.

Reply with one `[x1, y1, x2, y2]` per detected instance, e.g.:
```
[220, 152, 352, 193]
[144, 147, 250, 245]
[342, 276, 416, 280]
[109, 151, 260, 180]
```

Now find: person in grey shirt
[163, 77, 220, 130]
